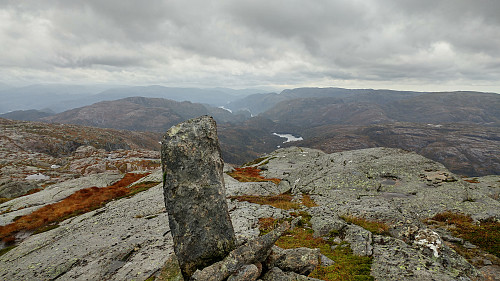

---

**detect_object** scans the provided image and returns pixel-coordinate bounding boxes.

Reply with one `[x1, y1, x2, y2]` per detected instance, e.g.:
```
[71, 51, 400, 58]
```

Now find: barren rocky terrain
[1, 144, 498, 280]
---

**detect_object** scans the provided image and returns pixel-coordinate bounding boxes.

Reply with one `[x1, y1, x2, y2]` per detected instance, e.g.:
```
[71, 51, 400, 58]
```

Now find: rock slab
[161, 116, 236, 279]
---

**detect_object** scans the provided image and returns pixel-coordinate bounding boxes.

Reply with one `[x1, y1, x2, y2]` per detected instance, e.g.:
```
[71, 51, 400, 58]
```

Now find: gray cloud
[0, 0, 499, 92]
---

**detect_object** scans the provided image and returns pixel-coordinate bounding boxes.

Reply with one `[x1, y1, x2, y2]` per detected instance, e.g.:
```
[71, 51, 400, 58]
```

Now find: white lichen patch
[414, 229, 442, 257]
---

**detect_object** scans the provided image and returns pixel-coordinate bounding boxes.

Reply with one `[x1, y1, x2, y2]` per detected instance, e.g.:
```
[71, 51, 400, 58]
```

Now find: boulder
[309, 215, 346, 238]
[343, 224, 373, 256]
[161, 116, 236, 279]
[227, 263, 261, 281]
[261, 267, 323, 281]
[265, 247, 320, 275]
[191, 219, 295, 281]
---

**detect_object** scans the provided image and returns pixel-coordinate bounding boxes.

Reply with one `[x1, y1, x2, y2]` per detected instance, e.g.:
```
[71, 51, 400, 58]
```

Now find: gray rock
[0, 175, 171, 281]
[309, 215, 346, 238]
[190, 219, 296, 281]
[0, 181, 40, 199]
[371, 235, 480, 281]
[261, 267, 323, 281]
[225, 174, 283, 197]
[228, 200, 287, 244]
[343, 224, 373, 256]
[320, 254, 335, 266]
[463, 241, 477, 249]
[227, 263, 261, 281]
[161, 116, 236, 279]
[272, 247, 320, 275]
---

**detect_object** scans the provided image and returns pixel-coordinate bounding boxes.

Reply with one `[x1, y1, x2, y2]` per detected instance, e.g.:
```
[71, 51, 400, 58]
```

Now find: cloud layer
[1, 0, 499, 92]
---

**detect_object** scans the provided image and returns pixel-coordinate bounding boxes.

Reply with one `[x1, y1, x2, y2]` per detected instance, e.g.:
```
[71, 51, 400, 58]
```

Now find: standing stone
[161, 116, 236, 279]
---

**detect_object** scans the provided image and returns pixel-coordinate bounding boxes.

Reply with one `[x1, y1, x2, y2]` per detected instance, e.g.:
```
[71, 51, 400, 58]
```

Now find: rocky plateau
[1, 142, 499, 280]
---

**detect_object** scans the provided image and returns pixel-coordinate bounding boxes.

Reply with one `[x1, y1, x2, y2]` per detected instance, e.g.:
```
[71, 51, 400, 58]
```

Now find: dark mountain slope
[291, 122, 500, 176]
[260, 91, 500, 129]
[226, 87, 423, 115]
[384, 91, 500, 125]
[42, 97, 248, 132]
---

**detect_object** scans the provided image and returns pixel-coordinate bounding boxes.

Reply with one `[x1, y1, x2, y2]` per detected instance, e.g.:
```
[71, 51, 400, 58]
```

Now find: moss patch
[155, 256, 183, 281]
[276, 227, 373, 281]
[0, 245, 17, 257]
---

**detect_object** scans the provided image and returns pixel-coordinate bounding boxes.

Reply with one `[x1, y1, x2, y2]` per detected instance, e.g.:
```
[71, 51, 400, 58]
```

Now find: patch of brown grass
[341, 215, 391, 235]
[229, 193, 301, 210]
[426, 211, 500, 258]
[227, 167, 281, 185]
[0, 173, 148, 242]
[302, 194, 318, 208]
[230, 192, 319, 211]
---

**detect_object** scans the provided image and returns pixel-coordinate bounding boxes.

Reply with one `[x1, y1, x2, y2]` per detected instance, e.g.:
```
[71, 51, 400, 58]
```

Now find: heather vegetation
[426, 211, 500, 258]
[0, 173, 158, 244]
[227, 166, 281, 185]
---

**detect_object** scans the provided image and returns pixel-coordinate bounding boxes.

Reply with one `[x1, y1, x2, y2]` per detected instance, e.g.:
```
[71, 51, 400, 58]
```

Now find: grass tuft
[229, 192, 301, 210]
[341, 215, 391, 235]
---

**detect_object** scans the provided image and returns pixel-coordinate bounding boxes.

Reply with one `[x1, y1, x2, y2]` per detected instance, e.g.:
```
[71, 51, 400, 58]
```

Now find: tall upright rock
[161, 115, 236, 279]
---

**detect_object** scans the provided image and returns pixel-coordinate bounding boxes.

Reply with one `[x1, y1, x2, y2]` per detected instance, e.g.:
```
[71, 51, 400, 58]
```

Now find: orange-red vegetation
[463, 178, 480, 183]
[228, 167, 281, 185]
[0, 173, 148, 242]
[302, 194, 319, 208]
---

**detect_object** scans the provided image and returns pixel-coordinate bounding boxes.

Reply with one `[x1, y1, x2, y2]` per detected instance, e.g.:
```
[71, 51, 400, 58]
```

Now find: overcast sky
[1, 0, 499, 92]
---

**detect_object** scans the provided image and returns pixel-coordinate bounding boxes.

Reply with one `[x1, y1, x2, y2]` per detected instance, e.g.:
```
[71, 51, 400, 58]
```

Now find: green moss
[33, 224, 60, 235]
[0, 245, 17, 257]
[276, 227, 374, 281]
[156, 256, 183, 281]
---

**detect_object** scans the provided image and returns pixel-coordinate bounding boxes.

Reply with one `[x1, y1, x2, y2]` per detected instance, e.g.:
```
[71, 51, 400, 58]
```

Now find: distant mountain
[41, 97, 279, 164]
[0, 84, 265, 114]
[0, 109, 55, 121]
[42, 97, 250, 131]
[259, 90, 500, 128]
[93, 85, 262, 106]
[0, 84, 116, 114]
[291, 122, 500, 176]
[33, 87, 500, 174]
[384, 91, 500, 125]
[226, 87, 423, 115]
